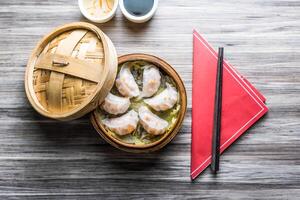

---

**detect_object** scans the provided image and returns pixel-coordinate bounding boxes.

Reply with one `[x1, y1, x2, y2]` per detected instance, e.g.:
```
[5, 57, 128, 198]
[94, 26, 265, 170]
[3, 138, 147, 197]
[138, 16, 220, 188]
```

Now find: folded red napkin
[191, 30, 268, 180]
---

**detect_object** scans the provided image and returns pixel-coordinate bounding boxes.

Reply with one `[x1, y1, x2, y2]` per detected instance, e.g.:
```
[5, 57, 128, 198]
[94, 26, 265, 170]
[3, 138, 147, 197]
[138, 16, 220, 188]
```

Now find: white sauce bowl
[119, 0, 158, 23]
[78, 0, 119, 23]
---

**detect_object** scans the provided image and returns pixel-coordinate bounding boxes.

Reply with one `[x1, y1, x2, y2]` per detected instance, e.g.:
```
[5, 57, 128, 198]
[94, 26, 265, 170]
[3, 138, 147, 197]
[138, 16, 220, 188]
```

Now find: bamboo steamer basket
[25, 22, 118, 121]
[91, 54, 187, 153]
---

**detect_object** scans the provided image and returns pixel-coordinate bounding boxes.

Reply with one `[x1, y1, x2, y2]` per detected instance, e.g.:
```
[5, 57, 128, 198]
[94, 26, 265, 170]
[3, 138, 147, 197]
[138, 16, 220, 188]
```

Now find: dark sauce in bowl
[123, 0, 154, 17]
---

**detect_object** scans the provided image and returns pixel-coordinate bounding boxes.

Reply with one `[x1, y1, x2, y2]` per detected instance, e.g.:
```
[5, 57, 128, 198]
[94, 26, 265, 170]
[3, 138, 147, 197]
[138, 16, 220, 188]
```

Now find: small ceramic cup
[119, 0, 158, 23]
[78, 0, 119, 23]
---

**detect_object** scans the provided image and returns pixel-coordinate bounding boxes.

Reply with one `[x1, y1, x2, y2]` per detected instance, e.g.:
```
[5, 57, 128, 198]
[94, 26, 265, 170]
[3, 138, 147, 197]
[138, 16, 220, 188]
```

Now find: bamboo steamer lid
[25, 22, 118, 121]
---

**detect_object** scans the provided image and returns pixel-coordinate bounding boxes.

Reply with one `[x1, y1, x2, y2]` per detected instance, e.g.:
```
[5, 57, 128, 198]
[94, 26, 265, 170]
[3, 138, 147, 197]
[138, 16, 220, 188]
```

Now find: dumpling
[101, 93, 130, 115]
[144, 83, 178, 111]
[138, 106, 168, 135]
[115, 63, 140, 98]
[102, 110, 139, 136]
[141, 65, 161, 97]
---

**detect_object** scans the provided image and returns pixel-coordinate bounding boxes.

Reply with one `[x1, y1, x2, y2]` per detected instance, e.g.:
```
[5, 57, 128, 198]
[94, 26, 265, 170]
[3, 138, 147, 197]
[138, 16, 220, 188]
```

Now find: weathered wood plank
[0, 0, 299, 199]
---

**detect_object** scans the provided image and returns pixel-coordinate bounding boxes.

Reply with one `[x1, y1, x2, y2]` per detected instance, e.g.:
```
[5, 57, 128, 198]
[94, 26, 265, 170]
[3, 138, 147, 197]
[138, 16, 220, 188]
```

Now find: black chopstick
[211, 47, 224, 174]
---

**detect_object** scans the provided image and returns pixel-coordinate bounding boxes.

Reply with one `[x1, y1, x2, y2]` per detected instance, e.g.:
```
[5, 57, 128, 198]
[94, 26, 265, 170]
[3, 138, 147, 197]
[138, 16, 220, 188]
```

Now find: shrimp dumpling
[141, 65, 161, 97]
[101, 93, 130, 115]
[138, 106, 168, 135]
[115, 63, 140, 98]
[144, 83, 178, 111]
[102, 110, 139, 136]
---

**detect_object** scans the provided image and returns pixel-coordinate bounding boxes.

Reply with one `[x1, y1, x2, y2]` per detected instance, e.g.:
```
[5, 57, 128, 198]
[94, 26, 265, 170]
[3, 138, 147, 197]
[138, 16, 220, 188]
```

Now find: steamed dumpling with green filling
[101, 93, 130, 115]
[115, 63, 140, 98]
[141, 65, 161, 97]
[102, 110, 139, 136]
[138, 106, 168, 135]
[144, 83, 178, 111]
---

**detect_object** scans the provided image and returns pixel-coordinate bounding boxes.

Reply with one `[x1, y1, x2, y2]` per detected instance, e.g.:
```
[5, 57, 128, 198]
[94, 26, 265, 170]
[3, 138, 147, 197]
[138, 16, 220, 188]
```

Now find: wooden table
[0, 0, 299, 199]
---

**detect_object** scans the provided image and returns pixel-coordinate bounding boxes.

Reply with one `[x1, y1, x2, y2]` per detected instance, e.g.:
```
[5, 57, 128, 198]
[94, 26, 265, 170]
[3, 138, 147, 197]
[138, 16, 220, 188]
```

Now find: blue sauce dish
[119, 0, 158, 23]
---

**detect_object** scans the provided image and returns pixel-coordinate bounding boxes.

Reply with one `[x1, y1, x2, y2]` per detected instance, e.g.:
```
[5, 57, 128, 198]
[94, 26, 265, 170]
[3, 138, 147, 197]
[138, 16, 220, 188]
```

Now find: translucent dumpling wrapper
[115, 63, 140, 98]
[141, 65, 161, 98]
[102, 110, 139, 136]
[144, 83, 178, 111]
[101, 93, 130, 115]
[138, 106, 169, 135]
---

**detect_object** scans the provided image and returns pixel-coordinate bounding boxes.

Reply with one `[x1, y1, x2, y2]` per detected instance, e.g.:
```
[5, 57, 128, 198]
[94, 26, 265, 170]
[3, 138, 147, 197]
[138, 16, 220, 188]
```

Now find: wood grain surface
[0, 0, 299, 199]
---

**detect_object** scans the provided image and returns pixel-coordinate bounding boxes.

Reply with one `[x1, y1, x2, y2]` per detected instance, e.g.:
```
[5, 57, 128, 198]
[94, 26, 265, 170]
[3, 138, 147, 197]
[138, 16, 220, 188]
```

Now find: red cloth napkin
[191, 30, 268, 180]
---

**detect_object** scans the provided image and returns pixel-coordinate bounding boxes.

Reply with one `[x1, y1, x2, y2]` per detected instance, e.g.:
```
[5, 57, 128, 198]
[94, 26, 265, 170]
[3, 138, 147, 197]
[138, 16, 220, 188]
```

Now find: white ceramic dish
[119, 0, 158, 23]
[78, 0, 119, 23]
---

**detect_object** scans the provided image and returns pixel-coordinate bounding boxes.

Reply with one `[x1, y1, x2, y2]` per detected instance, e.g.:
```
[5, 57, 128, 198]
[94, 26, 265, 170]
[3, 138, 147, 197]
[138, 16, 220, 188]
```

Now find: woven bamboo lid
[25, 22, 118, 121]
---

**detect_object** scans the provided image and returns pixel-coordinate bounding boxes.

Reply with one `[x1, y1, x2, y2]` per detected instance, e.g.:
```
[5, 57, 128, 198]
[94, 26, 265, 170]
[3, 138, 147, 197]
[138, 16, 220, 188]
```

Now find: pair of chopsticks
[211, 47, 224, 174]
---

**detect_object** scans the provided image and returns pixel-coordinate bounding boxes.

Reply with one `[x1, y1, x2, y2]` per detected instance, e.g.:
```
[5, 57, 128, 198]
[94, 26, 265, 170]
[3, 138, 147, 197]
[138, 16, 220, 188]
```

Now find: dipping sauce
[123, 0, 154, 16]
[83, 0, 115, 18]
